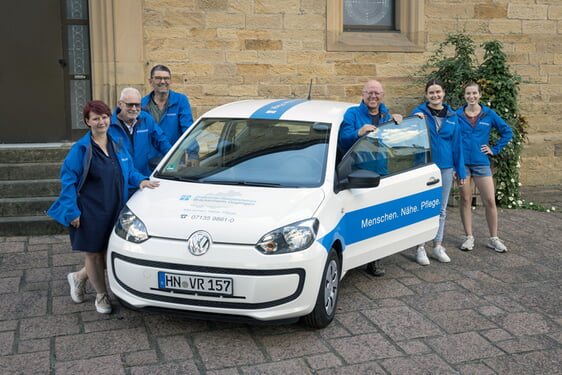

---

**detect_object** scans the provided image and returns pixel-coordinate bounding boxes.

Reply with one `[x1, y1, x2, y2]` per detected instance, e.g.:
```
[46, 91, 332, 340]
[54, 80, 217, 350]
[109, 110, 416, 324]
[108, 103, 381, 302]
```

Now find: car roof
[201, 99, 356, 124]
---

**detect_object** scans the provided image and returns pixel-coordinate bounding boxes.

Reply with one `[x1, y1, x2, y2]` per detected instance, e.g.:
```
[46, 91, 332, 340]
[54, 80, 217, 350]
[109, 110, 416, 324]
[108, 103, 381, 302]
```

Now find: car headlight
[256, 218, 318, 254]
[114, 207, 149, 243]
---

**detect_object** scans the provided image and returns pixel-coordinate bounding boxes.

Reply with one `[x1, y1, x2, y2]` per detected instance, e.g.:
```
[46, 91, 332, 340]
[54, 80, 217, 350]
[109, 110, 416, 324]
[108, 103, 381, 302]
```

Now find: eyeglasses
[363, 91, 384, 96]
[123, 102, 141, 108]
[152, 76, 171, 82]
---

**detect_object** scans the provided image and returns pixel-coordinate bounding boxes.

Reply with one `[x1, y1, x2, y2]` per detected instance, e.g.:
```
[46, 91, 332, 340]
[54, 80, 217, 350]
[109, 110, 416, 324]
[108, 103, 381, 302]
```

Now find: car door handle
[426, 177, 440, 186]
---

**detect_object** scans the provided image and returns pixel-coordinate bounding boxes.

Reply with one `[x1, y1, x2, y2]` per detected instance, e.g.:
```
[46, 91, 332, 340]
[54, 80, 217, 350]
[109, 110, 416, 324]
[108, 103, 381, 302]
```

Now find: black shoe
[366, 260, 385, 277]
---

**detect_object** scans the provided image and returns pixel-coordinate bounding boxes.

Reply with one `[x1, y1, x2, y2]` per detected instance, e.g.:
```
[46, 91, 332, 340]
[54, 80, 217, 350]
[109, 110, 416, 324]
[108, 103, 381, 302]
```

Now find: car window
[338, 116, 430, 179]
[156, 118, 331, 187]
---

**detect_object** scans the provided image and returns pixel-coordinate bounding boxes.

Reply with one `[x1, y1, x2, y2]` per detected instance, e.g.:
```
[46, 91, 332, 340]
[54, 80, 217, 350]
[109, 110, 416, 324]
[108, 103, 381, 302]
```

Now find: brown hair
[83, 100, 112, 124]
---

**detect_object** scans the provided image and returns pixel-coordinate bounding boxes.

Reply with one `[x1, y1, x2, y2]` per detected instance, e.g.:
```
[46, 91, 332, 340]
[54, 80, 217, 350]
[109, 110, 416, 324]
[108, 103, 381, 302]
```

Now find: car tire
[302, 247, 340, 329]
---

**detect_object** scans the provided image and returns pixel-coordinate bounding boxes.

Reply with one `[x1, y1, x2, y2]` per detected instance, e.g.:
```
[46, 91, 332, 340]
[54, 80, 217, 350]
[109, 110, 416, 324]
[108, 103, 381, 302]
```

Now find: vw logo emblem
[187, 230, 212, 256]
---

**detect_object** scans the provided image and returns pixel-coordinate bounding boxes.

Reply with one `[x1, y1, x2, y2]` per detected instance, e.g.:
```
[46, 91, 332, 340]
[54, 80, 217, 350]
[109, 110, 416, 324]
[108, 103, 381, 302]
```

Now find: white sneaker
[67, 272, 86, 303]
[487, 237, 507, 253]
[416, 246, 430, 266]
[431, 245, 451, 262]
[460, 235, 474, 251]
[95, 293, 112, 314]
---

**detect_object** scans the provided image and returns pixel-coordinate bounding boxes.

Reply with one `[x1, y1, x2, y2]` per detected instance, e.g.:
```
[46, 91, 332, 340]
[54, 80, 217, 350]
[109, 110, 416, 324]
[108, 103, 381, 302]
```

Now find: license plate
[158, 271, 233, 296]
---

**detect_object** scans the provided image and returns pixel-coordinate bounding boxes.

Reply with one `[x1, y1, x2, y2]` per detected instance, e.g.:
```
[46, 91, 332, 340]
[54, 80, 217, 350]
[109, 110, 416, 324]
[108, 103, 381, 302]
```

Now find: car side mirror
[336, 169, 380, 192]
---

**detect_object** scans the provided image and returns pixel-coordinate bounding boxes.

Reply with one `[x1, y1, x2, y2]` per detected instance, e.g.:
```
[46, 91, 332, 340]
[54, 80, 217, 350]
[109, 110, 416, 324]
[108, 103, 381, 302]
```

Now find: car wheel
[302, 248, 340, 328]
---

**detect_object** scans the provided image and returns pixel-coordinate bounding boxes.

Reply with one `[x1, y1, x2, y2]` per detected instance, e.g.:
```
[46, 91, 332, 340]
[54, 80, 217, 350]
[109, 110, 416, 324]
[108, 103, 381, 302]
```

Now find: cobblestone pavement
[1, 187, 561, 374]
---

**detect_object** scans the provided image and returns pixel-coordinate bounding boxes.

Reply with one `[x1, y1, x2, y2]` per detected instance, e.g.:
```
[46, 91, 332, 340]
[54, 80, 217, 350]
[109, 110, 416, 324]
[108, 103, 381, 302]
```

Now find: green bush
[412, 33, 528, 208]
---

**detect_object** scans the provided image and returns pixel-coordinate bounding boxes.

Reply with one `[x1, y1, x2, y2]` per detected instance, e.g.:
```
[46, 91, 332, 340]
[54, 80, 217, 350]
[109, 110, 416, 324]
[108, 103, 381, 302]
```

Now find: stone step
[0, 179, 61, 199]
[0, 197, 56, 217]
[0, 162, 62, 181]
[0, 215, 66, 236]
[0, 145, 71, 164]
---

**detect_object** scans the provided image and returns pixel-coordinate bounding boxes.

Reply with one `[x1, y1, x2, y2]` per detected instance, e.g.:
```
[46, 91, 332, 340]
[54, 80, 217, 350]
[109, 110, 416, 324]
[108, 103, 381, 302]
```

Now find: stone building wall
[141, 0, 562, 186]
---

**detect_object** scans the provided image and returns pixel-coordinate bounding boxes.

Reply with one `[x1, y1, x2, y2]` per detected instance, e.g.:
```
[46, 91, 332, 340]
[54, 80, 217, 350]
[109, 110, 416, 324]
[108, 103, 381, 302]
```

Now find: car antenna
[307, 79, 313, 100]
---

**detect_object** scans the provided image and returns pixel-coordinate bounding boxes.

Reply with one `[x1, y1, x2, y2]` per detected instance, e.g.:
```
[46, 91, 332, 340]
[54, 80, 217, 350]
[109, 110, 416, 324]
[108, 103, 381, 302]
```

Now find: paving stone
[260, 331, 328, 361]
[144, 314, 209, 335]
[336, 289, 378, 312]
[407, 280, 459, 295]
[494, 312, 555, 336]
[0, 276, 20, 293]
[328, 333, 402, 363]
[122, 349, 159, 366]
[428, 308, 498, 333]
[456, 362, 497, 375]
[363, 306, 442, 341]
[396, 340, 432, 355]
[129, 360, 201, 375]
[355, 278, 415, 299]
[19, 314, 80, 339]
[55, 355, 126, 375]
[380, 353, 458, 375]
[0, 351, 50, 374]
[484, 349, 562, 375]
[0, 240, 25, 253]
[480, 328, 513, 342]
[0, 290, 47, 319]
[55, 327, 150, 361]
[316, 362, 386, 375]
[156, 335, 193, 361]
[17, 338, 50, 354]
[240, 358, 310, 374]
[334, 311, 378, 335]
[193, 329, 265, 369]
[402, 290, 484, 313]
[0, 331, 14, 355]
[0, 251, 48, 270]
[494, 336, 553, 353]
[305, 353, 343, 370]
[426, 332, 504, 363]
[482, 295, 526, 313]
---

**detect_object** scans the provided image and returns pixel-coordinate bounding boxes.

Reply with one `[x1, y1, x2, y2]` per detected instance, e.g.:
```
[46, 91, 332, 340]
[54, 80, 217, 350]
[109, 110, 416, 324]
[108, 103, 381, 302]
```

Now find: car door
[336, 116, 442, 270]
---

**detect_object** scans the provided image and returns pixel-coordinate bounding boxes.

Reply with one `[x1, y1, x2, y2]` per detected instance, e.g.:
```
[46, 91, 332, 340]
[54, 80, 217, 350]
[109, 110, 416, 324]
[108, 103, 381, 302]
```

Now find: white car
[107, 99, 442, 328]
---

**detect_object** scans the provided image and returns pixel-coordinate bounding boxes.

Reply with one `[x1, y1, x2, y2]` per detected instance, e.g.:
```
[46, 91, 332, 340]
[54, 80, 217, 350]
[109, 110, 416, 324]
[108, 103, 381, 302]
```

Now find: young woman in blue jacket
[411, 79, 466, 266]
[47, 100, 159, 314]
[456, 82, 513, 253]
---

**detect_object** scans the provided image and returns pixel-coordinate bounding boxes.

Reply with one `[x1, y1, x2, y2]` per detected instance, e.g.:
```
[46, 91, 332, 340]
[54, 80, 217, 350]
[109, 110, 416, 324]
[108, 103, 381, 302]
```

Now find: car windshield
[155, 118, 331, 187]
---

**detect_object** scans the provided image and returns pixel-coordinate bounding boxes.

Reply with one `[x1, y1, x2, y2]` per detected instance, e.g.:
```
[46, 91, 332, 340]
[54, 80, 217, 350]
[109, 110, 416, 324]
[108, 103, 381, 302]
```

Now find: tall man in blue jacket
[108, 87, 171, 187]
[142, 65, 198, 163]
[338, 79, 403, 277]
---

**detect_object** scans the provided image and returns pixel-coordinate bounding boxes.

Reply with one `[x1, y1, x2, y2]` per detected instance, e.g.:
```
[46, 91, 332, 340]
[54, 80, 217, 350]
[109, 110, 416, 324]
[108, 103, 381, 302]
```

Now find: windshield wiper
[156, 174, 200, 182]
[200, 180, 281, 187]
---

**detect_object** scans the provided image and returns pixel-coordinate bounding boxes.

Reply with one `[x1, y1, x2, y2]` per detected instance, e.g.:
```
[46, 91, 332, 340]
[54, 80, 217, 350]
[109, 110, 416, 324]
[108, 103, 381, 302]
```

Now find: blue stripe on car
[317, 187, 442, 251]
[250, 99, 307, 119]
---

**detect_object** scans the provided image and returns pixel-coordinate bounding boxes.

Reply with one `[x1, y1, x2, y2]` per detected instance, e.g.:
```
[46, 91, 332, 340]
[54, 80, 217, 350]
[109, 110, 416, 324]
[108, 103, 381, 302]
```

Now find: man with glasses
[109, 87, 171, 181]
[338, 79, 403, 277]
[142, 65, 194, 147]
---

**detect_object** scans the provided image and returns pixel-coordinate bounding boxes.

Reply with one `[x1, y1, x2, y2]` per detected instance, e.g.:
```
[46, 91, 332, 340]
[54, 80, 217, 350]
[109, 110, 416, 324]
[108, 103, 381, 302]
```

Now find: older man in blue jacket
[338, 79, 403, 277]
[108, 87, 171, 182]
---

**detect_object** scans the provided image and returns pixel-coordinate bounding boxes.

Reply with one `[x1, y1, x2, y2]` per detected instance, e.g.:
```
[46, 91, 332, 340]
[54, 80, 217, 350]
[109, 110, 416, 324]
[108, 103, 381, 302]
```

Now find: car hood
[127, 181, 325, 244]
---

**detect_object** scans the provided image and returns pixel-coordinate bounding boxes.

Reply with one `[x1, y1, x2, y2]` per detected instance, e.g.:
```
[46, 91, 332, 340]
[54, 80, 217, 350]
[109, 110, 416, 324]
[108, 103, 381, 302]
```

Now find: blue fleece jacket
[338, 101, 392, 152]
[456, 104, 513, 166]
[108, 109, 172, 176]
[410, 103, 466, 179]
[141, 90, 194, 146]
[47, 133, 147, 226]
